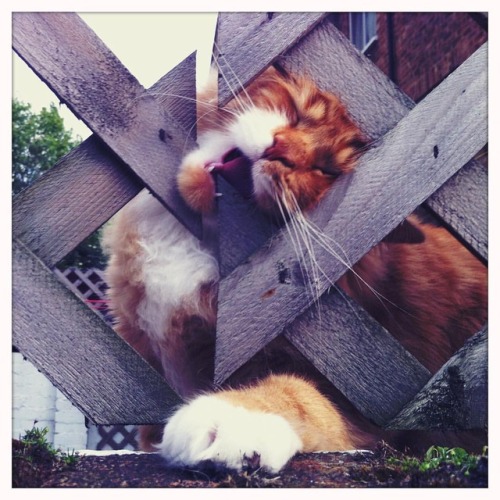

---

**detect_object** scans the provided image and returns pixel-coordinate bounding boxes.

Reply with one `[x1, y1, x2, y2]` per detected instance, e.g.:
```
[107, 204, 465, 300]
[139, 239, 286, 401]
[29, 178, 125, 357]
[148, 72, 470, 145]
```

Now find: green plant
[15, 426, 80, 466]
[12, 99, 80, 195]
[419, 446, 486, 474]
[16, 427, 58, 462]
[12, 99, 108, 270]
[388, 445, 487, 476]
[60, 449, 80, 467]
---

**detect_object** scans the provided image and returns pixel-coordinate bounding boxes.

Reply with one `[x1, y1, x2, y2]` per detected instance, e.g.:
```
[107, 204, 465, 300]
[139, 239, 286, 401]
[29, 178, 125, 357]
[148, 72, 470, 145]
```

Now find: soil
[12, 440, 488, 488]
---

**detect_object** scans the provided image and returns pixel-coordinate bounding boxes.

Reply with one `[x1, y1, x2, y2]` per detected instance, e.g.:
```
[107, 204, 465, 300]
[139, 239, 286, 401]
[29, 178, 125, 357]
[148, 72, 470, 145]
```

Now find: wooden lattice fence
[13, 13, 487, 431]
[55, 267, 137, 450]
[54, 267, 112, 323]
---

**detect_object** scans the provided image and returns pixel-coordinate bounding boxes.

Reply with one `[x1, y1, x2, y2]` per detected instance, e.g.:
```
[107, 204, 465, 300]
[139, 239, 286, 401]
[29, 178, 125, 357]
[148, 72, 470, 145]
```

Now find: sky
[12, 12, 218, 141]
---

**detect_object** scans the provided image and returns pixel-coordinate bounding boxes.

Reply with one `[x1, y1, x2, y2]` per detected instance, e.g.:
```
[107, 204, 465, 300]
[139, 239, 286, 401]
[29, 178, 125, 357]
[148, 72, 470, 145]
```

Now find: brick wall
[334, 13, 487, 101]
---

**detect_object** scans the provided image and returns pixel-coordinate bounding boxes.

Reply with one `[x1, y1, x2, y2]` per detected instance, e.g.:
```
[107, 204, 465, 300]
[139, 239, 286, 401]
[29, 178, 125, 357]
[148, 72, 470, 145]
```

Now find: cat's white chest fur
[125, 191, 218, 348]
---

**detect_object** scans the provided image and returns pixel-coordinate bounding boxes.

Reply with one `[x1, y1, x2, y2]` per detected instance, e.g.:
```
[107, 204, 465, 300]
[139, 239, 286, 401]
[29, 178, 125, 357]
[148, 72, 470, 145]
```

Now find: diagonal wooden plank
[278, 17, 487, 260]
[216, 12, 327, 106]
[13, 53, 197, 268]
[283, 288, 431, 425]
[13, 12, 202, 239]
[215, 16, 486, 281]
[12, 31, 197, 423]
[278, 15, 415, 140]
[13, 136, 141, 269]
[13, 239, 181, 424]
[425, 159, 487, 262]
[214, 42, 487, 384]
[215, 12, 409, 278]
[386, 327, 487, 430]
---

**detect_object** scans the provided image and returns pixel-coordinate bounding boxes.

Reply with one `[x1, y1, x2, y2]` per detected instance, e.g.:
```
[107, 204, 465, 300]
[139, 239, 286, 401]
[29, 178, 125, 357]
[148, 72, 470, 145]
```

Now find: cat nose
[263, 135, 284, 160]
[263, 141, 276, 159]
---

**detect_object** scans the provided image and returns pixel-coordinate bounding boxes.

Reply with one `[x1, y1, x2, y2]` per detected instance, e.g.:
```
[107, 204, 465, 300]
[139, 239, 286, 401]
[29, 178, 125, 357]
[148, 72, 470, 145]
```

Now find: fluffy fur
[103, 66, 487, 470]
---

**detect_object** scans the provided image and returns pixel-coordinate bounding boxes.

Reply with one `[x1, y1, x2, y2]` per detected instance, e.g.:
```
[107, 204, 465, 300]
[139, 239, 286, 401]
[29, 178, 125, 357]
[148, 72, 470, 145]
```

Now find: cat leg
[158, 374, 365, 472]
[157, 395, 302, 473]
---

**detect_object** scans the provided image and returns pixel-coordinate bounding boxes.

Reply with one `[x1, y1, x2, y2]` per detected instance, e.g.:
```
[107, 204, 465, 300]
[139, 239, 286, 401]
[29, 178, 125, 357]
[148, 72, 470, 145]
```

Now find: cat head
[178, 67, 368, 216]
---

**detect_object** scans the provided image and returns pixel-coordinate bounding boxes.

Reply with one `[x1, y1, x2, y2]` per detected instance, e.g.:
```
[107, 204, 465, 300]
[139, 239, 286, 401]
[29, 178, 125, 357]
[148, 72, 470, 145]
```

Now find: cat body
[103, 67, 487, 472]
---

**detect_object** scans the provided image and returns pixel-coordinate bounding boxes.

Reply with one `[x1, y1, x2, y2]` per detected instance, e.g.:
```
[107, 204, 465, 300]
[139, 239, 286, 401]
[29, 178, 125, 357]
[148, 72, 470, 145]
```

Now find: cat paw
[177, 154, 217, 214]
[157, 395, 302, 473]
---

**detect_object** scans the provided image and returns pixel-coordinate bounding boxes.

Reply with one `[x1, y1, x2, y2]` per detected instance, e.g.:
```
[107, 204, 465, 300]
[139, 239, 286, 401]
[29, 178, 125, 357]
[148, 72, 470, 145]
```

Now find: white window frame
[349, 12, 377, 54]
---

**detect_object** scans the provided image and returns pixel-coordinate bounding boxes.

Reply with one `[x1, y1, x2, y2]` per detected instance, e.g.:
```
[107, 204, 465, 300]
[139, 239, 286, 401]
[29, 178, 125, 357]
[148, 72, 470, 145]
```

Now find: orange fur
[243, 69, 367, 212]
[177, 162, 216, 214]
[337, 215, 487, 373]
[102, 209, 163, 373]
[104, 67, 487, 459]
[216, 374, 370, 452]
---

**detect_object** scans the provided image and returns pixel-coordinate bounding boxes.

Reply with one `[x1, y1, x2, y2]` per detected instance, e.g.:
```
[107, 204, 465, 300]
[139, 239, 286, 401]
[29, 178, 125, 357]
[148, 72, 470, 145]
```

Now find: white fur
[185, 107, 288, 169]
[183, 130, 236, 167]
[252, 158, 278, 206]
[124, 191, 219, 347]
[158, 395, 302, 473]
[229, 108, 288, 161]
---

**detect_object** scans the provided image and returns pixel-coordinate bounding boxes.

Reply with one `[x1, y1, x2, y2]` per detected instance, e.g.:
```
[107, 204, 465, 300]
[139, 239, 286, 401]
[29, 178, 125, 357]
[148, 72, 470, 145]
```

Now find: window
[349, 13, 377, 53]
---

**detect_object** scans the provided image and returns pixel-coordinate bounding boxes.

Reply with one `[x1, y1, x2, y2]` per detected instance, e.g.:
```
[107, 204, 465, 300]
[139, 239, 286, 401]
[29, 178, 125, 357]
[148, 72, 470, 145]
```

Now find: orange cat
[103, 67, 487, 472]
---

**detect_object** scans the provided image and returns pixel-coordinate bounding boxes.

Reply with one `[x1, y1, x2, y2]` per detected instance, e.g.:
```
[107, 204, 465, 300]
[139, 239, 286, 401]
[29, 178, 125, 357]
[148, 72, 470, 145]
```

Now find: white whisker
[211, 54, 250, 115]
[279, 189, 416, 322]
[278, 188, 324, 317]
[275, 192, 316, 305]
[213, 41, 256, 113]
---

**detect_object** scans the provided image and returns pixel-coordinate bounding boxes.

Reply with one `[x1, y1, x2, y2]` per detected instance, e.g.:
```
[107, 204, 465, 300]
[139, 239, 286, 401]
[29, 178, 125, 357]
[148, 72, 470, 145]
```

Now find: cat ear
[382, 219, 426, 244]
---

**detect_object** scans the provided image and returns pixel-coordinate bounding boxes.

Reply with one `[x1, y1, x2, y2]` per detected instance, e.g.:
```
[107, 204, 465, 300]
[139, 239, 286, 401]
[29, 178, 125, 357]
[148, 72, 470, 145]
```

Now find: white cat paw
[157, 395, 302, 473]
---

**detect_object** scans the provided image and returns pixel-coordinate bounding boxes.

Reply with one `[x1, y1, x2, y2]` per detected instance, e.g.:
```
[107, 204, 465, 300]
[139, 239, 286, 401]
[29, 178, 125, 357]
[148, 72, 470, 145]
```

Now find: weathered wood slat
[216, 13, 327, 106]
[216, 179, 278, 278]
[279, 16, 415, 140]
[283, 288, 431, 425]
[13, 12, 201, 239]
[215, 16, 487, 281]
[13, 53, 197, 268]
[214, 42, 487, 384]
[213, 13, 280, 277]
[148, 52, 197, 141]
[13, 137, 141, 268]
[279, 18, 487, 259]
[425, 159, 487, 261]
[386, 327, 487, 430]
[12, 239, 181, 424]
[12, 36, 197, 423]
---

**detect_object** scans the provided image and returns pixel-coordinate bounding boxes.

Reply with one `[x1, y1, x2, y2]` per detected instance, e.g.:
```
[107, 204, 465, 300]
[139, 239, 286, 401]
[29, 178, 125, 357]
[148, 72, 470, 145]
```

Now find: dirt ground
[13, 440, 487, 488]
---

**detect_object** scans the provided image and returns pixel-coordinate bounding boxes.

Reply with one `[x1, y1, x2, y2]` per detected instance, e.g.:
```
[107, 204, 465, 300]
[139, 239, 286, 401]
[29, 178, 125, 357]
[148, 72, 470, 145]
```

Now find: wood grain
[279, 16, 415, 140]
[214, 42, 487, 384]
[283, 288, 431, 425]
[216, 13, 327, 106]
[214, 16, 487, 284]
[425, 159, 487, 261]
[216, 178, 278, 278]
[13, 12, 201, 238]
[12, 20, 198, 423]
[13, 239, 181, 424]
[386, 327, 487, 430]
[13, 53, 197, 268]
[279, 18, 487, 259]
